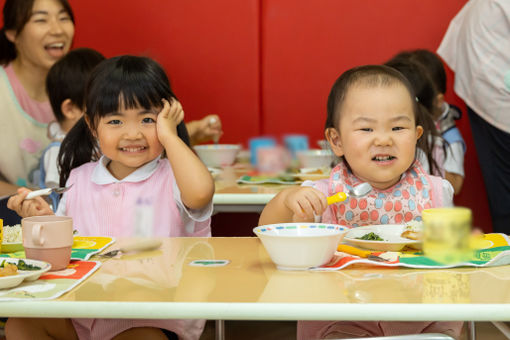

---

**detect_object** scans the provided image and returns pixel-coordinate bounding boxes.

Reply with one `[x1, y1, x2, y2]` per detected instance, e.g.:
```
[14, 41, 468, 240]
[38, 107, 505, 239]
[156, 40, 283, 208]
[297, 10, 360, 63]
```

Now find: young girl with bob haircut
[259, 65, 462, 339]
[7, 55, 214, 340]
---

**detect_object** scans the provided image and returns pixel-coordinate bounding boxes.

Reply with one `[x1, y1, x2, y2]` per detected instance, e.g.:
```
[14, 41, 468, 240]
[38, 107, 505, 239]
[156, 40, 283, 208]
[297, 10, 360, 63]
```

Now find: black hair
[0, 0, 75, 65]
[384, 57, 445, 176]
[46, 48, 105, 122]
[411, 49, 447, 94]
[58, 55, 191, 186]
[326, 64, 420, 130]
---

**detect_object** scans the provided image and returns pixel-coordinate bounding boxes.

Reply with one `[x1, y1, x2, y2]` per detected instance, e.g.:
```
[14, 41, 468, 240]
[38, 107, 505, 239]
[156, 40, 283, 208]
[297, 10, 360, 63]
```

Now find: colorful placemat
[0, 236, 115, 261]
[237, 175, 301, 185]
[314, 233, 510, 270]
[0, 260, 100, 301]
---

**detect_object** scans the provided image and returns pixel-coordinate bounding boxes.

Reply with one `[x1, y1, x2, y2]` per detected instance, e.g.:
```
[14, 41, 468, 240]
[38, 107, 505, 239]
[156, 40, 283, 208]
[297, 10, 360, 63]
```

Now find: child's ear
[83, 114, 97, 138]
[4, 30, 16, 43]
[416, 125, 424, 140]
[61, 99, 83, 121]
[325, 127, 344, 157]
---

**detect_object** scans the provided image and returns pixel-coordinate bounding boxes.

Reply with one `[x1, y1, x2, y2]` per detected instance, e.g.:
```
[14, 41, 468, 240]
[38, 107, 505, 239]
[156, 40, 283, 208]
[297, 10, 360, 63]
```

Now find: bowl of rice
[2, 224, 24, 253]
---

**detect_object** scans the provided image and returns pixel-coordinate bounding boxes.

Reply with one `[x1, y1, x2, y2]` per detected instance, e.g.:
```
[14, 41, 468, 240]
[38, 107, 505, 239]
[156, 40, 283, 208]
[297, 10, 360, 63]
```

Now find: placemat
[314, 233, 510, 270]
[237, 175, 301, 185]
[0, 260, 100, 301]
[0, 236, 115, 261]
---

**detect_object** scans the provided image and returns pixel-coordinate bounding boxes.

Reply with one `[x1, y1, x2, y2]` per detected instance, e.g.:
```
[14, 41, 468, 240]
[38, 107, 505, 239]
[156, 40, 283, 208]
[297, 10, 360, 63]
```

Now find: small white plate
[343, 224, 421, 251]
[0, 258, 51, 289]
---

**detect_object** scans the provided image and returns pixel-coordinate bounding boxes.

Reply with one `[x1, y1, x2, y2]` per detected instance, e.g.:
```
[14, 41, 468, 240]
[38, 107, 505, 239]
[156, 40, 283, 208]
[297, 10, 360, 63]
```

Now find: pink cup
[22, 215, 74, 271]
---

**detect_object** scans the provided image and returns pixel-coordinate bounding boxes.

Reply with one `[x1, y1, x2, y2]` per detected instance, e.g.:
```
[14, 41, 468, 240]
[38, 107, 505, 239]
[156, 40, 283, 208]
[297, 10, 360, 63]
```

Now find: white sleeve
[43, 146, 61, 188]
[55, 192, 67, 216]
[172, 180, 213, 234]
[441, 179, 454, 207]
[443, 142, 465, 177]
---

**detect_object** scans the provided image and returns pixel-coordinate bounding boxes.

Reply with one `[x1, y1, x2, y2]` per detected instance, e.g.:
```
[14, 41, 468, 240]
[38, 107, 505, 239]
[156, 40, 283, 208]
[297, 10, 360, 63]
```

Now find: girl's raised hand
[157, 99, 185, 145]
[7, 188, 54, 218]
[284, 187, 328, 222]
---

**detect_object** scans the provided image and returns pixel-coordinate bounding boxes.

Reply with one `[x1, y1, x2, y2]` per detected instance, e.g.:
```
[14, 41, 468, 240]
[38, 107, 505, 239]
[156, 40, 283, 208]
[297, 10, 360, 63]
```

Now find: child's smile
[331, 84, 423, 190]
[95, 105, 164, 180]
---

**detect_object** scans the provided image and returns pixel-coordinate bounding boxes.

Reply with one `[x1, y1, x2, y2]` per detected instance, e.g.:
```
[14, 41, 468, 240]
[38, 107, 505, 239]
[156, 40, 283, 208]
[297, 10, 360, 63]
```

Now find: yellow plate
[2, 243, 24, 253]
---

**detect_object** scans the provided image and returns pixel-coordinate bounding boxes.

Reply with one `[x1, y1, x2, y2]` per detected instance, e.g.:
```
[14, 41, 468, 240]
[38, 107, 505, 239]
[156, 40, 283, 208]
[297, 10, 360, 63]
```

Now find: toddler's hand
[7, 188, 54, 218]
[157, 99, 184, 145]
[284, 187, 327, 222]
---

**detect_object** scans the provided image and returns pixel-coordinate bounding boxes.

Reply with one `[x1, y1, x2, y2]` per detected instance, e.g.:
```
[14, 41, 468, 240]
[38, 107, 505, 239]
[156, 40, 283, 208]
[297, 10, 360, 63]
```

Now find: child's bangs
[89, 70, 170, 116]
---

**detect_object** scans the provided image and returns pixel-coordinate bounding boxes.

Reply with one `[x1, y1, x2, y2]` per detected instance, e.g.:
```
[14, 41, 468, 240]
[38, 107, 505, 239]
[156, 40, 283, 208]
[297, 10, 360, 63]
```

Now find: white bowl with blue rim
[253, 223, 348, 270]
[193, 144, 241, 168]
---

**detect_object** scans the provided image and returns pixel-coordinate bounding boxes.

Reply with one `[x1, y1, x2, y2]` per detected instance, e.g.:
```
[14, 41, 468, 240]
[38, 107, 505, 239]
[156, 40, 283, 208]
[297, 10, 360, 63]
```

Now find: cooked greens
[356, 232, 384, 241]
[0, 259, 41, 271]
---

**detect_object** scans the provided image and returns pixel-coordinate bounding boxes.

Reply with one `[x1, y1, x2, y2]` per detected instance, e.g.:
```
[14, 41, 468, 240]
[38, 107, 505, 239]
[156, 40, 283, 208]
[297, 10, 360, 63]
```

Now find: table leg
[215, 319, 225, 340]
[467, 321, 476, 340]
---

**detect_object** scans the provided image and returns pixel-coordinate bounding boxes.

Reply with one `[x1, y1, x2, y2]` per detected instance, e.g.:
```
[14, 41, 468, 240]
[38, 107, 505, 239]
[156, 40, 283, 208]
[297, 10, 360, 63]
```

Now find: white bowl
[253, 223, 348, 270]
[297, 149, 336, 168]
[193, 144, 241, 168]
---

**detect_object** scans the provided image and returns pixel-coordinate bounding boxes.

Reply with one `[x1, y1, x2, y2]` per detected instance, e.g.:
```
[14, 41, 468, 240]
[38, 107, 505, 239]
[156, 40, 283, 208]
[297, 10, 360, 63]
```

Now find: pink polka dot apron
[326, 161, 437, 227]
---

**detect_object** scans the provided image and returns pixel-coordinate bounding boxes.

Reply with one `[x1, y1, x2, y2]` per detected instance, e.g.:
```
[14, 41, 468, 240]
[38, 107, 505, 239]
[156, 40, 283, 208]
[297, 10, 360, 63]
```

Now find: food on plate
[356, 232, 384, 241]
[2, 224, 22, 244]
[0, 262, 18, 277]
[401, 221, 423, 240]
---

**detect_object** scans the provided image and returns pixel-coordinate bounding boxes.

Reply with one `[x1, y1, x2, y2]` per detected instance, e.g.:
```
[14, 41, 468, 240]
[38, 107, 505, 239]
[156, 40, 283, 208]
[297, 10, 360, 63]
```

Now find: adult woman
[0, 0, 75, 192]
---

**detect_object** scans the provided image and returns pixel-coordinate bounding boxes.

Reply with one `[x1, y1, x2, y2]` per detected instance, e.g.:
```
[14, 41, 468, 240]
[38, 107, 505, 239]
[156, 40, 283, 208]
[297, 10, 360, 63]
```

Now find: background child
[37, 47, 105, 210]
[409, 49, 466, 194]
[388, 50, 466, 194]
[7, 55, 214, 340]
[259, 65, 462, 338]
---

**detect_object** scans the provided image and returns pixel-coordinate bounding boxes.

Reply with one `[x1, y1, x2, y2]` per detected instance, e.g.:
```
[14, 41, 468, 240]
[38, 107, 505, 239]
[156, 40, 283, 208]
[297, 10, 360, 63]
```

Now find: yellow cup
[422, 207, 471, 264]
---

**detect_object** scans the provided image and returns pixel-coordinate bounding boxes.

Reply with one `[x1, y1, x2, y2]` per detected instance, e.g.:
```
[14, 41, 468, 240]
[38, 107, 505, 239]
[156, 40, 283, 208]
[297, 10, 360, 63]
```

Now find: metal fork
[25, 184, 73, 200]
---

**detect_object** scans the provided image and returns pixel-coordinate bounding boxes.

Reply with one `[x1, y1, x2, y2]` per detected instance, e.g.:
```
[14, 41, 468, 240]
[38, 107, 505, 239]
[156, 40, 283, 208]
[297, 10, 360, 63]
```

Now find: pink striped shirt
[56, 156, 212, 340]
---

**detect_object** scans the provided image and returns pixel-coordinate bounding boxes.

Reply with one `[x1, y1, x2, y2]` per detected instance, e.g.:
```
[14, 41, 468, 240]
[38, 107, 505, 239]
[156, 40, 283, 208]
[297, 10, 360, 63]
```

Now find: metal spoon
[25, 184, 74, 200]
[327, 182, 372, 205]
[209, 117, 220, 145]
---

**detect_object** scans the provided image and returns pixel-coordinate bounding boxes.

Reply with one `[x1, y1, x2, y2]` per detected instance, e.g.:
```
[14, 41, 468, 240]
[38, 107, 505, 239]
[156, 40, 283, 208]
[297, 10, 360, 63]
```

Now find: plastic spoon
[327, 182, 372, 205]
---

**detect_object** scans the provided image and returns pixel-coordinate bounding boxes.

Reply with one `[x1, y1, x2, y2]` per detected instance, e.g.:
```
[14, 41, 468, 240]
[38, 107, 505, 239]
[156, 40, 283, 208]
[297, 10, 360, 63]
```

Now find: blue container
[249, 137, 277, 165]
[283, 134, 309, 158]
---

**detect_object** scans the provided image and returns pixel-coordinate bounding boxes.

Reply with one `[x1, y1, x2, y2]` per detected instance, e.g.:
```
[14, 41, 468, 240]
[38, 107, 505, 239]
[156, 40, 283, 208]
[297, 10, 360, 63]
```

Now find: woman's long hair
[58, 55, 191, 186]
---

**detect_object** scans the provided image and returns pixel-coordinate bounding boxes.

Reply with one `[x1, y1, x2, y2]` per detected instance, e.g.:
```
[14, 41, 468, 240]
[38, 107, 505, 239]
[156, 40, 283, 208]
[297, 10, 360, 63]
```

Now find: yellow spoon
[327, 182, 372, 205]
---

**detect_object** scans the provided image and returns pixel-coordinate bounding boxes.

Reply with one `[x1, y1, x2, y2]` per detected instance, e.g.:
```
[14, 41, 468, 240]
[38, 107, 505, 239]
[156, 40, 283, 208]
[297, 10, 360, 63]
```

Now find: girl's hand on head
[157, 99, 184, 145]
[7, 188, 54, 218]
[284, 187, 327, 222]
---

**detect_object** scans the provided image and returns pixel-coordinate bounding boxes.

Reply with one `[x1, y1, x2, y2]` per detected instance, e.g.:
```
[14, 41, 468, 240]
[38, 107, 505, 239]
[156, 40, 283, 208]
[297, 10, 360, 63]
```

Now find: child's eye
[392, 126, 405, 131]
[142, 117, 156, 124]
[359, 128, 372, 132]
[59, 16, 71, 21]
[33, 18, 47, 23]
[107, 119, 122, 125]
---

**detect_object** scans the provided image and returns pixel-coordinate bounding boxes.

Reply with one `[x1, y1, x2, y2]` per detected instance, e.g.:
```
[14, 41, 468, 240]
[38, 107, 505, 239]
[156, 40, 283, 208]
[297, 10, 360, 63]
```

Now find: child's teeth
[122, 147, 144, 152]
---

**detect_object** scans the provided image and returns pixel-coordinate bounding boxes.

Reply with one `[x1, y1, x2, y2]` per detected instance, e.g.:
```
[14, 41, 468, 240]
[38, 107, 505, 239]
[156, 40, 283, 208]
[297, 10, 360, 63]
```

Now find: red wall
[1, 0, 493, 231]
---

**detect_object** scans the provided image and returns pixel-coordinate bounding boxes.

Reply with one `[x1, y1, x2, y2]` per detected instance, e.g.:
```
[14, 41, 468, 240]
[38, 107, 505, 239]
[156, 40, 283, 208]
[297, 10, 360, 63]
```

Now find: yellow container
[0, 218, 3, 253]
[422, 207, 471, 264]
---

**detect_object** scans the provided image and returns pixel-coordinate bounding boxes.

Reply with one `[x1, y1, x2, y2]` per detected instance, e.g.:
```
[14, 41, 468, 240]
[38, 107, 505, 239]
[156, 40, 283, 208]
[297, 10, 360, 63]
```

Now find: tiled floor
[200, 321, 509, 339]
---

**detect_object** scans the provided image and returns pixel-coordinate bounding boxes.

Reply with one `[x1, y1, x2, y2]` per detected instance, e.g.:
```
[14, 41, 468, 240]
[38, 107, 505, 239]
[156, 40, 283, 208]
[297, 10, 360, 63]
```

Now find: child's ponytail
[58, 117, 97, 186]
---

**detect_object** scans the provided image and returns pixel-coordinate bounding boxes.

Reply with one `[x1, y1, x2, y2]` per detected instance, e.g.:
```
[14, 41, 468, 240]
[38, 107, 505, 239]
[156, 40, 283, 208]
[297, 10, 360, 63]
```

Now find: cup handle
[32, 224, 44, 246]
